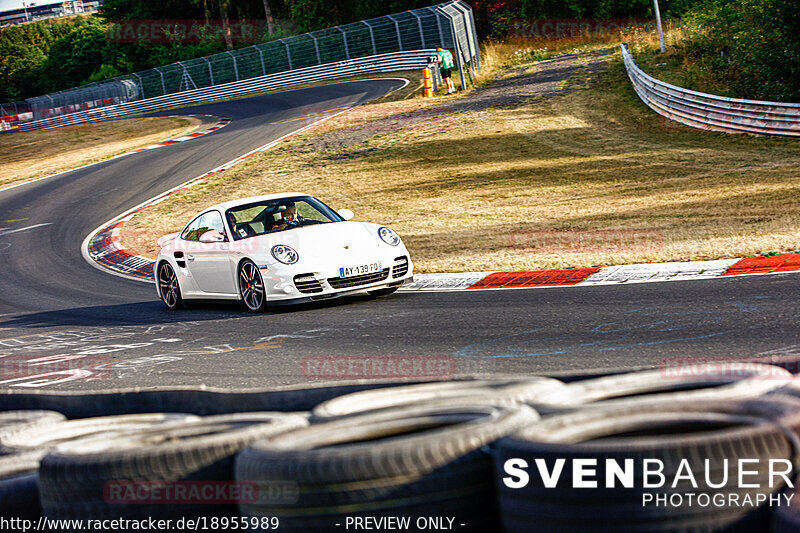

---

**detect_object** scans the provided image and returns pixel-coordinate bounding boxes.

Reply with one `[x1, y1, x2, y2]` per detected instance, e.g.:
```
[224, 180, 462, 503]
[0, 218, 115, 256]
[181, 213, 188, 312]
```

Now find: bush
[688, 0, 800, 101]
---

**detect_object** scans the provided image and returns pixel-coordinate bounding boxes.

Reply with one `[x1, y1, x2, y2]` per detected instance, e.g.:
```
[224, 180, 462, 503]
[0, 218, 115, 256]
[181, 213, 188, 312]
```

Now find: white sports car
[155, 193, 414, 311]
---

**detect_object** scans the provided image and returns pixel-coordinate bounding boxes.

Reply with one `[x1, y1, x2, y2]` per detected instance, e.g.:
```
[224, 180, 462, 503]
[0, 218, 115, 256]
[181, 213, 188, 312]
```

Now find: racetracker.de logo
[509, 18, 652, 40]
[660, 358, 793, 381]
[509, 229, 664, 254]
[106, 20, 267, 44]
[0, 354, 112, 381]
[301, 356, 455, 380]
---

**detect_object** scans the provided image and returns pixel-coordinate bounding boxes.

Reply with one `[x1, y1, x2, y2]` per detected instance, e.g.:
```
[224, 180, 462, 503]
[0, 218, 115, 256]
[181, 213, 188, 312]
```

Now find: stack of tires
[1, 363, 800, 532]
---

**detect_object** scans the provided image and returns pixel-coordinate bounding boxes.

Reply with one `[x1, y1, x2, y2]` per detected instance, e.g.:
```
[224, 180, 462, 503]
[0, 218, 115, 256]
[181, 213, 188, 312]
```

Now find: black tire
[0, 453, 44, 521]
[0, 410, 66, 450]
[312, 377, 568, 420]
[0, 378, 479, 418]
[367, 287, 398, 297]
[238, 259, 268, 312]
[157, 261, 183, 310]
[540, 362, 791, 414]
[494, 401, 800, 532]
[0, 412, 197, 454]
[774, 484, 800, 533]
[237, 403, 539, 532]
[39, 413, 308, 525]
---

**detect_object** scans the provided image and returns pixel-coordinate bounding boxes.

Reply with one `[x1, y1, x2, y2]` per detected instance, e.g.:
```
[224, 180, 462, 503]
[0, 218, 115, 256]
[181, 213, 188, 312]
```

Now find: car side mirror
[199, 230, 225, 243]
[338, 208, 354, 221]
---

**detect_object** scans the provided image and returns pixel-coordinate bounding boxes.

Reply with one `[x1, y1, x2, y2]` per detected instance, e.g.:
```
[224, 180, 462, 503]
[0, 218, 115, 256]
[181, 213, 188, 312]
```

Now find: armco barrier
[19, 50, 440, 131]
[621, 43, 800, 137]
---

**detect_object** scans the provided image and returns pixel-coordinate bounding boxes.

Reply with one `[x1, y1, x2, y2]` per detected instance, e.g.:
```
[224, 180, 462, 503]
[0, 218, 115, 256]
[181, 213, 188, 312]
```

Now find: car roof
[209, 193, 312, 212]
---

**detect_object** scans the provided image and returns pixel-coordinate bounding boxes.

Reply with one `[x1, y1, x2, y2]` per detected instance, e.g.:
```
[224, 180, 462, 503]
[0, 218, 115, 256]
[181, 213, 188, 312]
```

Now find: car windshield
[225, 196, 342, 240]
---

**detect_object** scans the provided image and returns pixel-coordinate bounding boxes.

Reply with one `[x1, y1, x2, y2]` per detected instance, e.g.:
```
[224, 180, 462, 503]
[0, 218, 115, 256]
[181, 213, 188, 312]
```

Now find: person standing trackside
[436, 46, 456, 94]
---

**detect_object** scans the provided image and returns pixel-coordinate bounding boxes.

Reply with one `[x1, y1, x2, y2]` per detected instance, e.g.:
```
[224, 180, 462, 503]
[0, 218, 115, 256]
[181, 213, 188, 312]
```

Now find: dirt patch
[303, 49, 613, 155]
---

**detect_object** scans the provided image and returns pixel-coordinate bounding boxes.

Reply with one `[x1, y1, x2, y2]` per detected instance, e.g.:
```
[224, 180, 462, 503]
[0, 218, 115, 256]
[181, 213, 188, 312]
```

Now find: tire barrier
[39, 413, 308, 526]
[0, 379, 454, 419]
[237, 404, 538, 532]
[535, 362, 791, 414]
[0, 364, 799, 531]
[311, 377, 569, 420]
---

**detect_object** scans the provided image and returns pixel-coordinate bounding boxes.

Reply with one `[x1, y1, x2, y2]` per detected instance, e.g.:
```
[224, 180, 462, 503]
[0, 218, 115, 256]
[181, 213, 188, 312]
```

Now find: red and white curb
[81, 108, 354, 282]
[0, 114, 230, 194]
[403, 255, 800, 291]
[123, 114, 231, 153]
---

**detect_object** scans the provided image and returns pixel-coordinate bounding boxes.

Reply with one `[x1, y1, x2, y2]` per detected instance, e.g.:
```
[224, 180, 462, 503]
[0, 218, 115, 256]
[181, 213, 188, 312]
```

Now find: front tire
[157, 262, 183, 310]
[238, 260, 268, 313]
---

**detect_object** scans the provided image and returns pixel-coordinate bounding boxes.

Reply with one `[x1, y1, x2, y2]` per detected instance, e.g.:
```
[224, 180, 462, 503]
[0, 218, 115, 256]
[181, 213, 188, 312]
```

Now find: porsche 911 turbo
[155, 193, 414, 311]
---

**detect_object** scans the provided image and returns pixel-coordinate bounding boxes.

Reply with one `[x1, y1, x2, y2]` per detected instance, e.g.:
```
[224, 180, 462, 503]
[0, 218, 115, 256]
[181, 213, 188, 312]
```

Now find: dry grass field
[0, 116, 199, 189]
[112, 35, 800, 273]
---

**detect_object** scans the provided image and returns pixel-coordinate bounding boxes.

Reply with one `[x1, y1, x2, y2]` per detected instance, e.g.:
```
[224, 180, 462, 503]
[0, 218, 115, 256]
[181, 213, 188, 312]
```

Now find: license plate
[340, 262, 382, 278]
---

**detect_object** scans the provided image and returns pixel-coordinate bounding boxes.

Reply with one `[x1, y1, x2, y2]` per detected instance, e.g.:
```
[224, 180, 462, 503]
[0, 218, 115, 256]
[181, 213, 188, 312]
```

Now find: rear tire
[157, 261, 183, 310]
[238, 259, 268, 312]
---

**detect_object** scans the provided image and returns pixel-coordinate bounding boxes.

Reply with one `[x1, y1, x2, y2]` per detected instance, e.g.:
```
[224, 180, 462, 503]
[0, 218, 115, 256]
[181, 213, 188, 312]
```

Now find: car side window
[181, 211, 225, 241]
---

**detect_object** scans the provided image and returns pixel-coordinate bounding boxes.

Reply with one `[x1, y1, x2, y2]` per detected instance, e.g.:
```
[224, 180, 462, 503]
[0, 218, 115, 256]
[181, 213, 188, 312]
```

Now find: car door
[180, 210, 237, 295]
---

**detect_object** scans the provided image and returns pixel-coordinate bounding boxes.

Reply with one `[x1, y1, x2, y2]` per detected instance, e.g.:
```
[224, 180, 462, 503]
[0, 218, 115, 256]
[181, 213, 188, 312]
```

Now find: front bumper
[267, 275, 415, 307]
[263, 254, 414, 305]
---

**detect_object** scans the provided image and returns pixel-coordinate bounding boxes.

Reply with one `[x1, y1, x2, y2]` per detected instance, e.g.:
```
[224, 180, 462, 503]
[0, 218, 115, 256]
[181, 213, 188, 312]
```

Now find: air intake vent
[293, 273, 323, 293]
[392, 256, 409, 278]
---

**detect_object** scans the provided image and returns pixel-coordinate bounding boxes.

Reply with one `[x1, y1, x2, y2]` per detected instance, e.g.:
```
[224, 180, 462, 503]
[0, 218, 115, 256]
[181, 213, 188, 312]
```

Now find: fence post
[278, 39, 293, 70]
[132, 72, 144, 99]
[254, 45, 267, 75]
[387, 14, 403, 51]
[362, 21, 377, 54]
[309, 33, 322, 64]
[203, 57, 215, 86]
[410, 11, 426, 48]
[177, 61, 197, 91]
[226, 51, 240, 81]
[336, 26, 350, 59]
[154, 67, 167, 96]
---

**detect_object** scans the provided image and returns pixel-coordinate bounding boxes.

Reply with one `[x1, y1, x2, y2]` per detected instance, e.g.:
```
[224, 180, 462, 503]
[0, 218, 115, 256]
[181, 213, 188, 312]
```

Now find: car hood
[250, 221, 389, 263]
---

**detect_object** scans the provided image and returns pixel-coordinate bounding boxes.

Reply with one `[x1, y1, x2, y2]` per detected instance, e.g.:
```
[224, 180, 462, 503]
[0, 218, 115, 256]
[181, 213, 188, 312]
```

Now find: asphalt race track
[1, 79, 799, 392]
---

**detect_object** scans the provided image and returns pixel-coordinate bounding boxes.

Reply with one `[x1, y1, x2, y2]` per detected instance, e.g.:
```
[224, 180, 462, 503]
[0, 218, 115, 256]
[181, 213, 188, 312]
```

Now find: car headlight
[378, 226, 401, 246]
[271, 244, 299, 264]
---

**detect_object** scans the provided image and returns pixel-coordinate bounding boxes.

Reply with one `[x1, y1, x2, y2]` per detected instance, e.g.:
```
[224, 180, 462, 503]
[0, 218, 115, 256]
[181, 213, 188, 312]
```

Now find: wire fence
[1, 0, 478, 129]
[622, 43, 800, 137]
[20, 51, 441, 131]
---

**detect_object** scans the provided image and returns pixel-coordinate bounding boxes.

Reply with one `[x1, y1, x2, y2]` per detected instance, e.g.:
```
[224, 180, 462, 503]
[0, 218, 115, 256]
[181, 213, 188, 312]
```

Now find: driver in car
[272, 202, 304, 231]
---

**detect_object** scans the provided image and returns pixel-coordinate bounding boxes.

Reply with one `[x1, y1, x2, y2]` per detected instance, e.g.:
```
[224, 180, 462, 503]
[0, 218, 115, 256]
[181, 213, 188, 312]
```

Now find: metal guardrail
[621, 43, 800, 137]
[19, 50, 440, 131]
